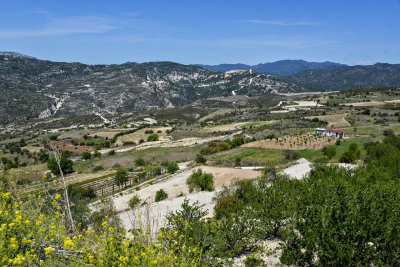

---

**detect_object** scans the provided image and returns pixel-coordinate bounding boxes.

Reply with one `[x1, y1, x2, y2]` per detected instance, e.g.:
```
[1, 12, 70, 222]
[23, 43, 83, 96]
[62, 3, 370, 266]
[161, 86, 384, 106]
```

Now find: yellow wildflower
[44, 247, 55, 255]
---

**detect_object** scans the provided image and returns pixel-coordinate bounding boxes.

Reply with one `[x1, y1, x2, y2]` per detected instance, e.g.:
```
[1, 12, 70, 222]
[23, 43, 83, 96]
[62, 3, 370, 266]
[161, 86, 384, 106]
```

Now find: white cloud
[247, 20, 318, 26]
[0, 15, 118, 38]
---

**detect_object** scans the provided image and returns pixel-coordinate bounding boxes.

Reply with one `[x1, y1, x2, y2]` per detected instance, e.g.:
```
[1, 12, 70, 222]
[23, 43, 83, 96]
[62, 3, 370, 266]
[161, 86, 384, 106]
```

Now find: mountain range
[197, 60, 345, 76]
[0, 53, 302, 123]
[2, 52, 400, 124]
[284, 63, 400, 90]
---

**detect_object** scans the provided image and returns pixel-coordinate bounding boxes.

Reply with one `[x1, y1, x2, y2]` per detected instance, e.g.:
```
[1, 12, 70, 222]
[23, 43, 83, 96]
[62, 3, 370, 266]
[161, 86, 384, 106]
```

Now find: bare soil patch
[243, 134, 336, 150]
[343, 101, 385, 107]
[306, 113, 351, 127]
[88, 131, 121, 139]
[51, 139, 93, 156]
[200, 122, 246, 133]
[112, 166, 260, 212]
[111, 165, 260, 234]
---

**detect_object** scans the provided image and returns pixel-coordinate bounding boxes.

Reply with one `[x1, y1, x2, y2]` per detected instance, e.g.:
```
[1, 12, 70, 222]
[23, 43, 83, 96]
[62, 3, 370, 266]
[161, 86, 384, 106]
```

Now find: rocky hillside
[284, 63, 400, 90]
[198, 60, 344, 76]
[0, 54, 303, 123]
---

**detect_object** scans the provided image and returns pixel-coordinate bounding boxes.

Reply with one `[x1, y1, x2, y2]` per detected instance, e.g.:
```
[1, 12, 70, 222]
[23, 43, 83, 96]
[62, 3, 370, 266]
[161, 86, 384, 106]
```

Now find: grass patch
[208, 147, 287, 166]
[74, 145, 204, 173]
[299, 137, 373, 162]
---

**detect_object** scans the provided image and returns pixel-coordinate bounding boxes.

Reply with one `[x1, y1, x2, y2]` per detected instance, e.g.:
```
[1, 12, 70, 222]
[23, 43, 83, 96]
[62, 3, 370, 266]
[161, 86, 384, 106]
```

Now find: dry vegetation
[115, 127, 172, 145]
[88, 131, 121, 139]
[306, 113, 351, 127]
[199, 122, 247, 133]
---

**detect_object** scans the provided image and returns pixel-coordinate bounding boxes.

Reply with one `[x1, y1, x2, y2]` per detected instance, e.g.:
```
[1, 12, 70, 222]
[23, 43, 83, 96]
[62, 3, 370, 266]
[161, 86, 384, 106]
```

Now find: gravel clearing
[111, 166, 260, 233]
[281, 158, 358, 180]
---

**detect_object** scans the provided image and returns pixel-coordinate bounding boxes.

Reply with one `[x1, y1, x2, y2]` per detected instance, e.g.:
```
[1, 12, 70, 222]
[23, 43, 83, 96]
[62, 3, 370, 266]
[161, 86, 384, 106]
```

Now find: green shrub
[112, 163, 121, 169]
[135, 157, 146, 166]
[186, 169, 214, 193]
[128, 195, 141, 209]
[284, 150, 299, 160]
[195, 154, 206, 163]
[81, 151, 91, 160]
[108, 150, 115, 156]
[245, 255, 265, 267]
[93, 150, 102, 157]
[47, 156, 73, 175]
[93, 165, 104, 172]
[214, 195, 242, 219]
[147, 134, 159, 142]
[323, 146, 336, 159]
[155, 189, 168, 202]
[167, 161, 179, 174]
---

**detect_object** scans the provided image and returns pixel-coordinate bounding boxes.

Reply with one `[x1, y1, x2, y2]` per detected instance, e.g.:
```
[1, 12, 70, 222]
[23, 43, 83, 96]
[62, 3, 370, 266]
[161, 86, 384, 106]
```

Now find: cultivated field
[244, 134, 336, 150]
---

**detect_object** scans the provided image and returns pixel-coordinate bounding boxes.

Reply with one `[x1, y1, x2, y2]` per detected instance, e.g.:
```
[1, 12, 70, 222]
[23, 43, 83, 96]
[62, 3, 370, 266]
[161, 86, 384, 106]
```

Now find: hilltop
[0, 54, 303, 123]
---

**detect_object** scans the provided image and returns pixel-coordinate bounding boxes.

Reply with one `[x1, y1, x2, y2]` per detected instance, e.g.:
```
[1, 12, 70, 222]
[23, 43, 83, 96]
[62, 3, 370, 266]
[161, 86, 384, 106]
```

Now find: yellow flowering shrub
[0, 175, 204, 266]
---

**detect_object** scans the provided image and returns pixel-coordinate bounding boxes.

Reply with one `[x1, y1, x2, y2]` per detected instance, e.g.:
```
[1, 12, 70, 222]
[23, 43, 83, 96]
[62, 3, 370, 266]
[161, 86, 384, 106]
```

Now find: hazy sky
[0, 0, 399, 65]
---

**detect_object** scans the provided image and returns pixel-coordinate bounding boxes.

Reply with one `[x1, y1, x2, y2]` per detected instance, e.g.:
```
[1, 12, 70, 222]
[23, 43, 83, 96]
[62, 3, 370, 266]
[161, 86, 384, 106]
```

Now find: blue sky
[0, 0, 399, 65]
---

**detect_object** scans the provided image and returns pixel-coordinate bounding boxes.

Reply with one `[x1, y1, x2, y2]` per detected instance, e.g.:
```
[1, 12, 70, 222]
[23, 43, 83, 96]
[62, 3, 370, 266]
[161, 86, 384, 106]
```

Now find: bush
[47, 156, 73, 175]
[93, 165, 104, 172]
[383, 129, 394, 136]
[214, 195, 242, 219]
[155, 189, 168, 202]
[340, 151, 357, 163]
[284, 150, 299, 161]
[68, 184, 96, 202]
[112, 163, 121, 169]
[147, 134, 159, 142]
[128, 195, 141, 209]
[232, 136, 245, 147]
[245, 255, 265, 267]
[81, 151, 91, 160]
[135, 157, 146, 166]
[93, 150, 101, 158]
[323, 146, 336, 159]
[186, 169, 214, 193]
[167, 161, 179, 174]
[108, 150, 115, 156]
[235, 157, 242, 166]
[195, 154, 206, 164]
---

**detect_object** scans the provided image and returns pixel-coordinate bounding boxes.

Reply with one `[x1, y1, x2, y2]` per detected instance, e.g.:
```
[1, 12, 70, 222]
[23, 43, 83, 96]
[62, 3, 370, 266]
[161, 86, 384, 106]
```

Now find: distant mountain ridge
[197, 60, 345, 76]
[284, 63, 400, 90]
[0, 53, 303, 123]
